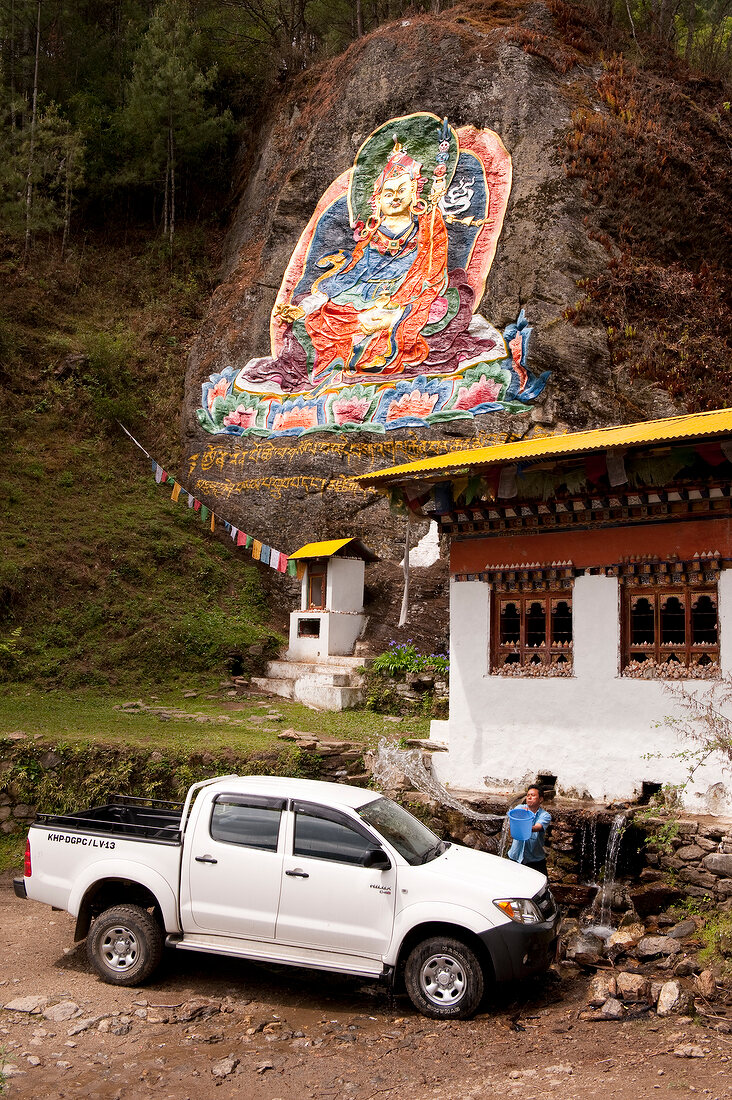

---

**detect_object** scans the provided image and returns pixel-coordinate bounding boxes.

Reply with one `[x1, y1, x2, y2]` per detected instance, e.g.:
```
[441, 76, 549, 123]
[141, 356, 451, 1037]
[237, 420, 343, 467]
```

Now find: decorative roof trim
[354, 407, 732, 485]
[289, 538, 379, 562]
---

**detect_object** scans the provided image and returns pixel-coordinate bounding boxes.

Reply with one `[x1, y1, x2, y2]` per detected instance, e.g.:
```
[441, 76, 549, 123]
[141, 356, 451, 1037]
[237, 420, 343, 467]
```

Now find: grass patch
[0, 686, 429, 830]
[0, 684, 430, 754]
[0, 226, 283, 690]
[699, 910, 732, 980]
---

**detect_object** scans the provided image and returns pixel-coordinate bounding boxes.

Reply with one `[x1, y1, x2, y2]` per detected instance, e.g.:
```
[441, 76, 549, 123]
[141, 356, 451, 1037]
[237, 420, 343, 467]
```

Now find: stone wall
[647, 816, 732, 903]
[3, 735, 731, 919]
[379, 762, 732, 916]
[0, 733, 369, 842]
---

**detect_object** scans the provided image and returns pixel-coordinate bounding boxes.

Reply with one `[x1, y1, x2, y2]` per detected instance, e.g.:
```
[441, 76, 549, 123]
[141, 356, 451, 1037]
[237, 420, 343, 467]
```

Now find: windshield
[358, 796, 447, 866]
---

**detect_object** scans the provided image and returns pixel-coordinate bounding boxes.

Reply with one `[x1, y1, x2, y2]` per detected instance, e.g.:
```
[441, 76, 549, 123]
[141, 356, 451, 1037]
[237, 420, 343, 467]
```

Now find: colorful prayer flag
[585, 453, 606, 484]
[498, 465, 517, 499]
[145, 444, 294, 574]
[606, 451, 627, 487]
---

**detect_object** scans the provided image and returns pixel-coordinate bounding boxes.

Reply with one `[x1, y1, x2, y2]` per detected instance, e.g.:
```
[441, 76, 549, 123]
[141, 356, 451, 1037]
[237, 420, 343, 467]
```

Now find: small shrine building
[287, 538, 378, 661]
[357, 408, 732, 814]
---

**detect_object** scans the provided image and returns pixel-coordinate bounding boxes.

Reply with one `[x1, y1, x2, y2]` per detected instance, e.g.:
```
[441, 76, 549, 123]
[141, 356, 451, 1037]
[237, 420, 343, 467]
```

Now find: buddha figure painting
[198, 113, 549, 437]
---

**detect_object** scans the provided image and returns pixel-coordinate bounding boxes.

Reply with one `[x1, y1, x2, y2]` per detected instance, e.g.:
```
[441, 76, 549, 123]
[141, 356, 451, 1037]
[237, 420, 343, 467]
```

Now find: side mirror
[363, 848, 391, 870]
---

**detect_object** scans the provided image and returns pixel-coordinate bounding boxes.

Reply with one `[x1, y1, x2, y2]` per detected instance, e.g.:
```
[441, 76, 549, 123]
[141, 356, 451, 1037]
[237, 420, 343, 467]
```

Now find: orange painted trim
[450, 516, 732, 573]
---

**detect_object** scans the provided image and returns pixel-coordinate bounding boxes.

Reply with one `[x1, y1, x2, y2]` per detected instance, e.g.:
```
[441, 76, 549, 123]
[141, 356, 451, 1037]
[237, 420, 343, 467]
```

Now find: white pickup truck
[15, 775, 559, 1019]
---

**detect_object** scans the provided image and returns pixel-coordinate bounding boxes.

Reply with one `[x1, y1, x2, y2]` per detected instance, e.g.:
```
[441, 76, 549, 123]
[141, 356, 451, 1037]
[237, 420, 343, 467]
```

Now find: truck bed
[35, 794, 184, 843]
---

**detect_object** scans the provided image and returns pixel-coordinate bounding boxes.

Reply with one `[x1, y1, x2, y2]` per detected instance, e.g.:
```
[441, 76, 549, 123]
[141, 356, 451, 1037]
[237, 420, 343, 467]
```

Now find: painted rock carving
[198, 113, 549, 437]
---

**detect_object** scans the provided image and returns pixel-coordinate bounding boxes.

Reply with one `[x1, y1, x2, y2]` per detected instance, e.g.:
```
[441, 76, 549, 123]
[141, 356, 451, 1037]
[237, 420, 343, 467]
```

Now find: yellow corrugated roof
[289, 538, 357, 560]
[356, 407, 732, 485]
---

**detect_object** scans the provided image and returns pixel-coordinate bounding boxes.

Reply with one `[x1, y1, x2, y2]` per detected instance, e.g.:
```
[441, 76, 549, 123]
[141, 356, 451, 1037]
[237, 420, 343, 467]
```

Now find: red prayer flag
[585, 453, 607, 484]
[695, 442, 725, 466]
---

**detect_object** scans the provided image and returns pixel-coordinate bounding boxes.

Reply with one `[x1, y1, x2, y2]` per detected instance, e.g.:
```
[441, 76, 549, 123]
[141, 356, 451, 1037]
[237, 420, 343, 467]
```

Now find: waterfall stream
[369, 743, 632, 930]
[370, 739, 503, 827]
[580, 819, 600, 886]
[582, 812, 627, 936]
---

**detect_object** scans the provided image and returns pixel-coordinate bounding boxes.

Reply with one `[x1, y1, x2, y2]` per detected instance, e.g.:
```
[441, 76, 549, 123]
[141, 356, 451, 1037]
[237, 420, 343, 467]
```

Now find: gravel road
[1, 874, 730, 1099]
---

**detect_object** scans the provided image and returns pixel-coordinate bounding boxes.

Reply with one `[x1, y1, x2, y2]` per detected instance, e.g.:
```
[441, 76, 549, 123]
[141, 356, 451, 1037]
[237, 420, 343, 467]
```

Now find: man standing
[507, 785, 551, 878]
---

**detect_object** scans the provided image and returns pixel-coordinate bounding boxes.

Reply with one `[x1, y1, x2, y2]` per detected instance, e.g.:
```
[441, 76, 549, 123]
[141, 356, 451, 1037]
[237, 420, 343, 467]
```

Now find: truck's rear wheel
[404, 936, 484, 1019]
[87, 904, 163, 986]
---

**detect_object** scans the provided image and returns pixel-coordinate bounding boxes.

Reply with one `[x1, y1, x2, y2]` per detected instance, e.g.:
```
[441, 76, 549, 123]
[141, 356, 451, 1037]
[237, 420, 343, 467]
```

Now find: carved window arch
[623, 585, 719, 674]
[493, 590, 573, 673]
[307, 563, 327, 610]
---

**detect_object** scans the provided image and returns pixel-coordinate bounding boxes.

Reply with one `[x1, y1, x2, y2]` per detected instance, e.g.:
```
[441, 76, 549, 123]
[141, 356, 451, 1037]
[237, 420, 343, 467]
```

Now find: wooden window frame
[307, 563, 327, 610]
[622, 584, 719, 672]
[491, 590, 573, 672]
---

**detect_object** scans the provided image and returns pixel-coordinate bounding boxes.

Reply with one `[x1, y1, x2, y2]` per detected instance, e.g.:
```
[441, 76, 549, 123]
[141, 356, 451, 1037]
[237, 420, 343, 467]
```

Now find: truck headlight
[493, 898, 543, 924]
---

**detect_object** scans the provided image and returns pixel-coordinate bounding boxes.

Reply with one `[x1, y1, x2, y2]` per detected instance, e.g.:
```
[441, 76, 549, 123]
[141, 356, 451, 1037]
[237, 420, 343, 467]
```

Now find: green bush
[80, 327, 143, 431]
[0, 627, 22, 678]
[370, 641, 449, 678]
[363, 641, 449, 718]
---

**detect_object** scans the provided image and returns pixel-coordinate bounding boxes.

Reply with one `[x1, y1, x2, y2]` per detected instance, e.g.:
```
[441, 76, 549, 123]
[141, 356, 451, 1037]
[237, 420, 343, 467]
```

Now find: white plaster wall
[288, 612, 326, 660]
[431, 574, 732, 815]
[327, 559, 365, 613]
[287, 610, 364, 659]
[719, 568, 732, 676]
[326, 612, 366, 655]
[404, 521, 441, 568]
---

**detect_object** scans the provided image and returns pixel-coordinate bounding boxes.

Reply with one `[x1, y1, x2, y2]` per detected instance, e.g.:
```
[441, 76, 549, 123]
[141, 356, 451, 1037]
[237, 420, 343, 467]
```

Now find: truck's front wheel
[404, 936, 484, 1019]
[87, 904, 163, 986]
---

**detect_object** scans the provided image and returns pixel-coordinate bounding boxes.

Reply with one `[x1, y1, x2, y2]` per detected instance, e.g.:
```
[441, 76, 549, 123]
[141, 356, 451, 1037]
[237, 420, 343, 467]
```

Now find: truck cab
[17, 775, 560, 1019]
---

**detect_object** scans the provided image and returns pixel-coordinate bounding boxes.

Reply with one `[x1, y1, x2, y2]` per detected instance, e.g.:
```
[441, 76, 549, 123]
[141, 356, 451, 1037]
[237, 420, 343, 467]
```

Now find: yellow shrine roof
[289, 538, 379, 562]
[355, 407, 732, 486]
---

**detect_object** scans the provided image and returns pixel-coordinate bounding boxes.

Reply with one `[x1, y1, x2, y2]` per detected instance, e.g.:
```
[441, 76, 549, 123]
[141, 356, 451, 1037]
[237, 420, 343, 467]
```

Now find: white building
[287, 538, 378, 661]
[358, 408, 732, 815]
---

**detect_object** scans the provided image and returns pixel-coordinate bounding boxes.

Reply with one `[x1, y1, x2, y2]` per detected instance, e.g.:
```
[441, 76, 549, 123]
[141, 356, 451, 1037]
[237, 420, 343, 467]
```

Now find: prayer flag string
[117, 422, 297, 576]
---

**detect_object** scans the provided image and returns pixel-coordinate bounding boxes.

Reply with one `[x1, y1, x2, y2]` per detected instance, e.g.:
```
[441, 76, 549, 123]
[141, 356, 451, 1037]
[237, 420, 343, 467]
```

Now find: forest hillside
[1, 0, 730, 687]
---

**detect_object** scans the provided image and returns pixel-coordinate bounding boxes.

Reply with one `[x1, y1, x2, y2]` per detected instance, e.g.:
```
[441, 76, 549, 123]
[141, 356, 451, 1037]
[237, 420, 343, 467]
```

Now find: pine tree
[118, 0, 234, 258]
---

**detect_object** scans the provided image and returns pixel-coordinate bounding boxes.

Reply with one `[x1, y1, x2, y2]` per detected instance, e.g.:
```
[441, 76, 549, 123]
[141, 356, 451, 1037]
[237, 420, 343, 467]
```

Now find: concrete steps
[251, 656, 368, 711]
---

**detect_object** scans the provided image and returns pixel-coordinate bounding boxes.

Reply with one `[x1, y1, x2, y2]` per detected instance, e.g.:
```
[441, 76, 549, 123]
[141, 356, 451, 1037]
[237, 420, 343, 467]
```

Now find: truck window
[293, 811, 376, 866]
[358, 797, 442, 865]
[211, 801, 282, 852]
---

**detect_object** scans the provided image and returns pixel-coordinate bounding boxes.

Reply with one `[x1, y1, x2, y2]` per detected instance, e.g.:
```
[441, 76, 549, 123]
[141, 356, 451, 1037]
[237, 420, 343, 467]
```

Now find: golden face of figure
[377, 172, 414, 219]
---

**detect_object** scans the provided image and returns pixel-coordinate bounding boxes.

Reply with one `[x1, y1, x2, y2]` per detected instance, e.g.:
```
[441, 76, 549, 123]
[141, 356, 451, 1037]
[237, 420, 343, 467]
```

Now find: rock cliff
[183, 0, 731, 572]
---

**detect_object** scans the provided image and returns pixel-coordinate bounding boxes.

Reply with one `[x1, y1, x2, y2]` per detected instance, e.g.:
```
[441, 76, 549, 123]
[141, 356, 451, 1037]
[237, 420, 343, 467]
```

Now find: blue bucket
[508, 807, 534, 841]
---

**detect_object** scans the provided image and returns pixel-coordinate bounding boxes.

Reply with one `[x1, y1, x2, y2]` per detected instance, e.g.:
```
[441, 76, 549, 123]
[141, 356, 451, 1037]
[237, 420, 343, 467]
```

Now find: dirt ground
[1, 874, 730, 1100]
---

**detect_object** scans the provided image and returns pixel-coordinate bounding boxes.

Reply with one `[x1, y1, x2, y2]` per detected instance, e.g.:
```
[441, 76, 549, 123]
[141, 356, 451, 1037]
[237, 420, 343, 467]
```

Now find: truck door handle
[195, 855, 218, 864]
[285, 869, 309, 878]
